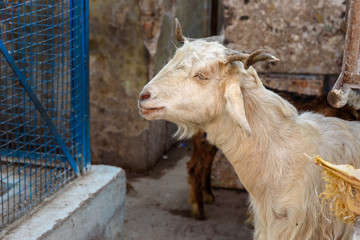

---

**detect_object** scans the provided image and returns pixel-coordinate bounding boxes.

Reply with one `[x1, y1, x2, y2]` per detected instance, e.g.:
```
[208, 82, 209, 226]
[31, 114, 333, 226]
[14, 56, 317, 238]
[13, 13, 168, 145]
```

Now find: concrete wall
[1, 166, 126, 240]
[89, 0, 213, 171]
[224, 0, 346, 74]
[89, 0, 346, 173]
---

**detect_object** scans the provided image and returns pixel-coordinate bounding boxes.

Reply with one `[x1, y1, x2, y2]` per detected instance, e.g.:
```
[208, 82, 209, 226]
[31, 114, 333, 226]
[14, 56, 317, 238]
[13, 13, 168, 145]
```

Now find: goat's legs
[188, 131, 218, 219]
[187, 148, 206, 219]
[201, 144, 217, 204]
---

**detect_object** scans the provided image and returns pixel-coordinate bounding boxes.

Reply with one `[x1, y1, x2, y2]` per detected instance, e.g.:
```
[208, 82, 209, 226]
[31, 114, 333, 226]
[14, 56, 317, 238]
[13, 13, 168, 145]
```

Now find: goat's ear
[224, 82, 251, 136]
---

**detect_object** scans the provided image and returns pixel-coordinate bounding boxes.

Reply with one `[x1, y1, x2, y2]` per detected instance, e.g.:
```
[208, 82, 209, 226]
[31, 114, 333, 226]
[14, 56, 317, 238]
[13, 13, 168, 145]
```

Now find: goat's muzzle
[139, 106, 165, 116]
[139, 91, 151, 101]
[138, 91, 165, 117]
[138, 101, 165, 116]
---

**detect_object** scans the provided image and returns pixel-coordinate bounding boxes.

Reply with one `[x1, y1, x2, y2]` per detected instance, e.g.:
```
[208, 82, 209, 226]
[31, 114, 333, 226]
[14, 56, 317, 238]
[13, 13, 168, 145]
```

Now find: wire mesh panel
[0, 0, 89, 228]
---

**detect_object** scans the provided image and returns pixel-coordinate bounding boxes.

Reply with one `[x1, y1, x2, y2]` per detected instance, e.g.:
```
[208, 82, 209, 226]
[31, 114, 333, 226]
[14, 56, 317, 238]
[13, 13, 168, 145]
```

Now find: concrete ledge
[1, 165, 126, 240]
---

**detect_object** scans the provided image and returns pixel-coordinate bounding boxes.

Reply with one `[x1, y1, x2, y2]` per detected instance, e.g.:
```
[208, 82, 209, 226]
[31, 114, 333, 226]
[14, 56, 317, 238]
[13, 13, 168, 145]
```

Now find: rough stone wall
[89, 0, 212, 171]
[212, 0, 349, 189]
[224, 0, 347, 74]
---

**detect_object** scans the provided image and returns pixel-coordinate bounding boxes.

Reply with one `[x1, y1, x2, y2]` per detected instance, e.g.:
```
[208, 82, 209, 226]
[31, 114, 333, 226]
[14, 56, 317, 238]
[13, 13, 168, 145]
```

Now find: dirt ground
[123, 142, 253, 240]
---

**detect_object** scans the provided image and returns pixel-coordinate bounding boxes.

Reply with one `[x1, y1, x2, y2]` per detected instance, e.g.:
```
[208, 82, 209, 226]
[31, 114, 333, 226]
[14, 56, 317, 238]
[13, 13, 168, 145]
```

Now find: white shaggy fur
[138, 39, 360, 240]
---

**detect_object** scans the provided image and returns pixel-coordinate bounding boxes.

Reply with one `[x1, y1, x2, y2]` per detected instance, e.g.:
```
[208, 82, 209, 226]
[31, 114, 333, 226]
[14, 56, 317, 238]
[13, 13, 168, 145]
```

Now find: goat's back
[299, 112, 360, 167]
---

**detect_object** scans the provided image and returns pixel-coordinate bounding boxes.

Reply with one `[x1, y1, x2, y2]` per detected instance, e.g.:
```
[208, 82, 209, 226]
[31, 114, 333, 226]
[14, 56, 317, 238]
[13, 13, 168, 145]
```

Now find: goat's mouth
[140, 106, 165, 116]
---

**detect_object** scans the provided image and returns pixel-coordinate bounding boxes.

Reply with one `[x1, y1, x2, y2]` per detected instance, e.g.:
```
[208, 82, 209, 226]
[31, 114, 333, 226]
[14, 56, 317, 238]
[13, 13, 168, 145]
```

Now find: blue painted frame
[82, 0, 91, 170]
[0, 0, 90, 228]
[0, 39, 80, 174]
[0, 0, 90, 174]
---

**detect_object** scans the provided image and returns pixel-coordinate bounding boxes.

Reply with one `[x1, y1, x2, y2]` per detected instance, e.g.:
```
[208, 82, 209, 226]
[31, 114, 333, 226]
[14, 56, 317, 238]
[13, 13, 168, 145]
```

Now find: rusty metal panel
[328, 0, 360, 108]
[261, 74, 324, 95]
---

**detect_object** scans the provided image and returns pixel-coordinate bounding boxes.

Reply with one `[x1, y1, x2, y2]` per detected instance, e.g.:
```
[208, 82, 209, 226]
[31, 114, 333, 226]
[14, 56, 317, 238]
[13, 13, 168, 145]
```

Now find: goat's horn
[225, 49, 249, 63]
[244, 49, 279, 70]
[175, 18, 186, 44]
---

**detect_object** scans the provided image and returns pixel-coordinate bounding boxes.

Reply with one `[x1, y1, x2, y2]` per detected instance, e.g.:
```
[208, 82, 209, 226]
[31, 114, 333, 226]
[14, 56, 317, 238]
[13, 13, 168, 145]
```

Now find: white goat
[138, 19, 360, 240]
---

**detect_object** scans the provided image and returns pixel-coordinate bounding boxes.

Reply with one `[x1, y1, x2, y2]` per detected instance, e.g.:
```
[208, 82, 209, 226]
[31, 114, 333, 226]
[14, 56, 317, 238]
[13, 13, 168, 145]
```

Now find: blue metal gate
[0, 0, 89, 228]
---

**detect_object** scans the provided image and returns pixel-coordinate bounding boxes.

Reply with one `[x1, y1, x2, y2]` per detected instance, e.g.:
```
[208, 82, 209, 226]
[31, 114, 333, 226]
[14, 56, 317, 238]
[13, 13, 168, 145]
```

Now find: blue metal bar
[81, 0, 90, 170]
[69, 0, 79, 170]
[85, 0, 91, 169]
[0, 1, 88, 227]
[0, 39, 80, 175]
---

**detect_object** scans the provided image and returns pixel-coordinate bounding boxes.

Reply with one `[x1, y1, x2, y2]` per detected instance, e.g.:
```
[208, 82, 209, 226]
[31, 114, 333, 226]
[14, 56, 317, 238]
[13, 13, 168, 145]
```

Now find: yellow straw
[314, 156, 358, 224]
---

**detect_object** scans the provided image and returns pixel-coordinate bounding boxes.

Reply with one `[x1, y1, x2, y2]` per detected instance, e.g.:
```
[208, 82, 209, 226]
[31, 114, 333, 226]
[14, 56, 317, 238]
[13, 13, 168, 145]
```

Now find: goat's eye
[194, 73, 209, 81]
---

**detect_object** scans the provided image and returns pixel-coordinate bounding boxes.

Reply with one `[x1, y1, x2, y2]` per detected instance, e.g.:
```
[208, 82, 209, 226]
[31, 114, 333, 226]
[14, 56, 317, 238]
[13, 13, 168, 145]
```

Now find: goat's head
[138, 19, 279, 139]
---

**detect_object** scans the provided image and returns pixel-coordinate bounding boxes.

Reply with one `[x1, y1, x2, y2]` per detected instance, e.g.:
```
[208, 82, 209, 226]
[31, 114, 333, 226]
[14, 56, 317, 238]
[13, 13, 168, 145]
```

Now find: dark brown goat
[187, 131, 218, 220]
[188, 90, 360, 220]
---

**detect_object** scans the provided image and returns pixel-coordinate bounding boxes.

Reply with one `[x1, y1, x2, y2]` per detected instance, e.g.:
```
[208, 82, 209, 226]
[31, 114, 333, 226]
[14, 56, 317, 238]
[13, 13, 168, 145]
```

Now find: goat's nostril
[140, 92, 151, 101]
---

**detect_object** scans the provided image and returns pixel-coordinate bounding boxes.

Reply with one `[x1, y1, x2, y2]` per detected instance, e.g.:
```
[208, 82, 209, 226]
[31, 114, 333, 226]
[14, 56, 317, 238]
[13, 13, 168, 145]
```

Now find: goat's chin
[140, 108, 199, 139]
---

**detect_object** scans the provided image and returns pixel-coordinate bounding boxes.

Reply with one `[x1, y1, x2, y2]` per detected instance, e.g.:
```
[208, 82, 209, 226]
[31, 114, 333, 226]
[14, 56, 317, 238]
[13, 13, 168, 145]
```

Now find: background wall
[212, 0, 348, 189]
[224, 0, 346, 74]
[89, 0, 347, 173]
[89, 0, 215, 171]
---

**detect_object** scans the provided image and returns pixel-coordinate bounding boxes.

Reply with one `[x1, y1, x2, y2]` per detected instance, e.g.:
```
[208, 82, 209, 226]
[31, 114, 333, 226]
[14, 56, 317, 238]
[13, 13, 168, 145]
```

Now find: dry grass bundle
[314, 156, 360, 224]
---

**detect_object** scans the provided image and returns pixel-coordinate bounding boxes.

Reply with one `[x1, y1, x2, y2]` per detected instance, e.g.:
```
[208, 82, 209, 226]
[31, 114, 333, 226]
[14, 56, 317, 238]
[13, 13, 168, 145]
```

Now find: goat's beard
[172, 121, 199, 140]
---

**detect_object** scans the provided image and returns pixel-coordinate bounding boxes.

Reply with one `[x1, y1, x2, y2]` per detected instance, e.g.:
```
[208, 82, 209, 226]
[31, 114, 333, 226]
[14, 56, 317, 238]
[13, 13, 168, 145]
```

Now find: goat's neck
[204, 85, 298, 195]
